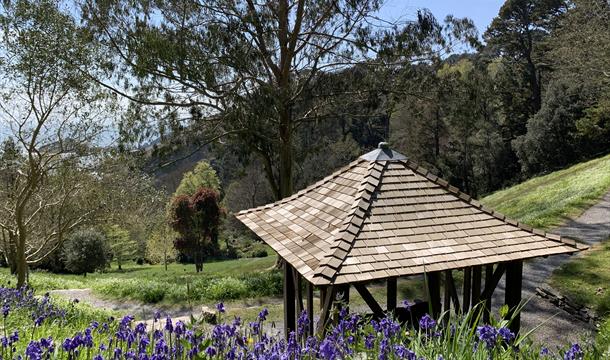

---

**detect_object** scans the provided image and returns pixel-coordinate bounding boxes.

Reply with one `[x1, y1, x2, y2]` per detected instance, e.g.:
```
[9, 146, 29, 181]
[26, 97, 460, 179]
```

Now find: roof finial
[378, 142, 389, 150]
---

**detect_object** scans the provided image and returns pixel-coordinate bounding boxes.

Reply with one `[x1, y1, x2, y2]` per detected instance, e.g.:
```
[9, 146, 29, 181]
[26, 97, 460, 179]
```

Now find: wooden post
[295, 272, 303, 314]
[471, 265, 482, 307]
[505, 260, 523, 334]
[306, 282, 314, 336]
[426, 272, 441, 318]
[387, 277, 397, 312]
[283, 263, 296, 337]
[319, 287, 327, 311]
[484, 264, 493, 323]
[317, 286, 336, 335]
[462, 267, 471, 313]
[443, 271, 451, 314]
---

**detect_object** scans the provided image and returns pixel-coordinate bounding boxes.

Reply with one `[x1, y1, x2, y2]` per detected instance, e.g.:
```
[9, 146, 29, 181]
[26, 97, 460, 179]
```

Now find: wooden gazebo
[236, 143, 586, 337]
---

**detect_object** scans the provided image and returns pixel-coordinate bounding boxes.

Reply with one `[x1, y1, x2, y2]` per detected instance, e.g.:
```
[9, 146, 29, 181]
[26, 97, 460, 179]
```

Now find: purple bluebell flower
[365, 334, 375, 350]
[564, 343, 583, 360]
[216, 303, 225, 313]
[164, 316, 173, 333]
[26, 341, 43, 360]
[205, 346, 217, 357]
[476, 324, 498, 349]
[418, 314, 436, 331]
[498, 327, 515, 343]
[258, 308, 268, 321]
[394, 345, 416, 360]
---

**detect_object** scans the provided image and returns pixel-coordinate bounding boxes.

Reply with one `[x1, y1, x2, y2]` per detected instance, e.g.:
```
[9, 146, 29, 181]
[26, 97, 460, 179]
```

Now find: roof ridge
[311, 160, 388, 284]
[235, 158, 365, 216]
[396, 159, 588, 251]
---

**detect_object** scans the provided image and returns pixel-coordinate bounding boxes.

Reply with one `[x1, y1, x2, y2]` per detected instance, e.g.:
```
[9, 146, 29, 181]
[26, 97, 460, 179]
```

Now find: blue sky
[378, 0, 504, 36]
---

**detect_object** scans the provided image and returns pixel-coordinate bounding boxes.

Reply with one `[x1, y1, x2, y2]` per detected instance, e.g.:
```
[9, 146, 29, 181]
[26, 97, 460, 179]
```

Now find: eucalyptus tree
[82, 0, 448, 201]
[0, 0, 111, 286]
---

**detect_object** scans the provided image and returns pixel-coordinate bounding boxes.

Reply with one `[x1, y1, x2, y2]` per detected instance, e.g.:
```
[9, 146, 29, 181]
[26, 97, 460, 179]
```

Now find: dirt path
[491, 191, 610, 349]
[49, 288, 195, 321]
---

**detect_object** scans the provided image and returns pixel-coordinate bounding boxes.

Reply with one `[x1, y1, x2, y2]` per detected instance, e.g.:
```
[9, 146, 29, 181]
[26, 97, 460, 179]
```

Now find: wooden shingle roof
[236, 145, 587, 286]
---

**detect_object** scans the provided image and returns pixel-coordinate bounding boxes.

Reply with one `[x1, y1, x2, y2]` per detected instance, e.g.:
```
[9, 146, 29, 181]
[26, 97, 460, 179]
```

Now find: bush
[206, 277, 248, 300]
[242, 271, 282, 297]
[62, 229, 109, 275]
[140, 284, 166, 303]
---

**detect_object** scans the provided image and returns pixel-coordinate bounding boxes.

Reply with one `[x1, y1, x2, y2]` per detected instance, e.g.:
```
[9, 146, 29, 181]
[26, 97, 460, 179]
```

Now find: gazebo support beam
[462, 267, 471, 312]
[426, 272, 441, 318]
[445, 270, 460, 311]
[479, 263, 506, 300]
[443, 271, 451, 316]
[354, 283, 385, 318]
[283, 263, 296, 337]
[294, 271, 304, 315]
[317, 286, 336, 335]
[306, 282, 314, 336]
[471, 266, 482, 306]
[505, 260, 523, 334]
[483, 264, 493, 323]
[387, 277, 397, 312]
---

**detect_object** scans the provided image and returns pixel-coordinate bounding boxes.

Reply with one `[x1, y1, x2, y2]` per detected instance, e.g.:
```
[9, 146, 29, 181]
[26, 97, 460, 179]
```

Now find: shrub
[241, 271, 282, 297]
[206, 277, 248, 300]
[61, 229, 109, 275]
[140, 284, 165, 303]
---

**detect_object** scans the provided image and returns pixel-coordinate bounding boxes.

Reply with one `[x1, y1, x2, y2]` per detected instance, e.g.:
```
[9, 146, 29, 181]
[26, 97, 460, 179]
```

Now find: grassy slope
[480, 153, 610, 324]
[550, 238, 610, 316]
[480, 153, 610, 229]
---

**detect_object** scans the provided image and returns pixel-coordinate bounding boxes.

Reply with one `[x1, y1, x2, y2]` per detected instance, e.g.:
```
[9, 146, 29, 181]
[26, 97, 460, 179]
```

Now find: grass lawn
[0, 256, 279, 304]
[550, 237, 610, 316]
[481, 153, 610, 229]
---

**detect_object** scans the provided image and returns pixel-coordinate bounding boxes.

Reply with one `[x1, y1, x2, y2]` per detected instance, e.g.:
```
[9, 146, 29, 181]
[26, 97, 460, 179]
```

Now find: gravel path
[491, 191, 610, 349]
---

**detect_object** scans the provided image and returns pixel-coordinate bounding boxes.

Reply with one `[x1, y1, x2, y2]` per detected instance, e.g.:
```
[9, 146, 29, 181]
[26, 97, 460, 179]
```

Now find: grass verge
[550, 238, 610, 316]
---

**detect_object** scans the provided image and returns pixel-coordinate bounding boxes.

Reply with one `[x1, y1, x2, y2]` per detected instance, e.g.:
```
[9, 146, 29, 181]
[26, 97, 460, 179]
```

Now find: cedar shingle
[235, 147, 586, 285]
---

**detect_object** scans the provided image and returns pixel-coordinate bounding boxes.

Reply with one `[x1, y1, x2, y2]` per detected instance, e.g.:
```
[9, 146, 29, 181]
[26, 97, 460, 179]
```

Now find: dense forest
[1, 0, 609, 282]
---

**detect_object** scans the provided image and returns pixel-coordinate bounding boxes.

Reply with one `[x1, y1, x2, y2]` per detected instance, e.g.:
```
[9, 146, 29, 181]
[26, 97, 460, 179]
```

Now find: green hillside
[481, 154, 610, 229]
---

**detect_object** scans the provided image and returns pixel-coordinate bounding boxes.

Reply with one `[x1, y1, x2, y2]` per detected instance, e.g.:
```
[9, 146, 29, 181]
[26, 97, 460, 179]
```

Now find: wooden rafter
[354, 283, 384, 318]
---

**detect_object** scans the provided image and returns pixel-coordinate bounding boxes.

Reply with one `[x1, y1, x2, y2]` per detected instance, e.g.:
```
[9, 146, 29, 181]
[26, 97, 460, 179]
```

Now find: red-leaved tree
[169, 188, 221, 272]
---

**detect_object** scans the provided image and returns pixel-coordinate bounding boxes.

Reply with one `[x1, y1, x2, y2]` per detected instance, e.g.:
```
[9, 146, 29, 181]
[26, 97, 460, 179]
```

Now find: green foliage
[174, 161, 220, 197]
[106, 225, 138, 270]
[481, 153, 610, 229]
[598, 317, 610, 357]
[513, 81, 588, 175]
[206, 277, 248, 300]
[145, 225, 178, 265]
[61, 229, 109, 275]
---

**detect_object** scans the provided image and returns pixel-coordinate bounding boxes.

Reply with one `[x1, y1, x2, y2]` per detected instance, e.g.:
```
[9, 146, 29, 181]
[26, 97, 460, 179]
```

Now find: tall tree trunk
[16, 235, 27, 288]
